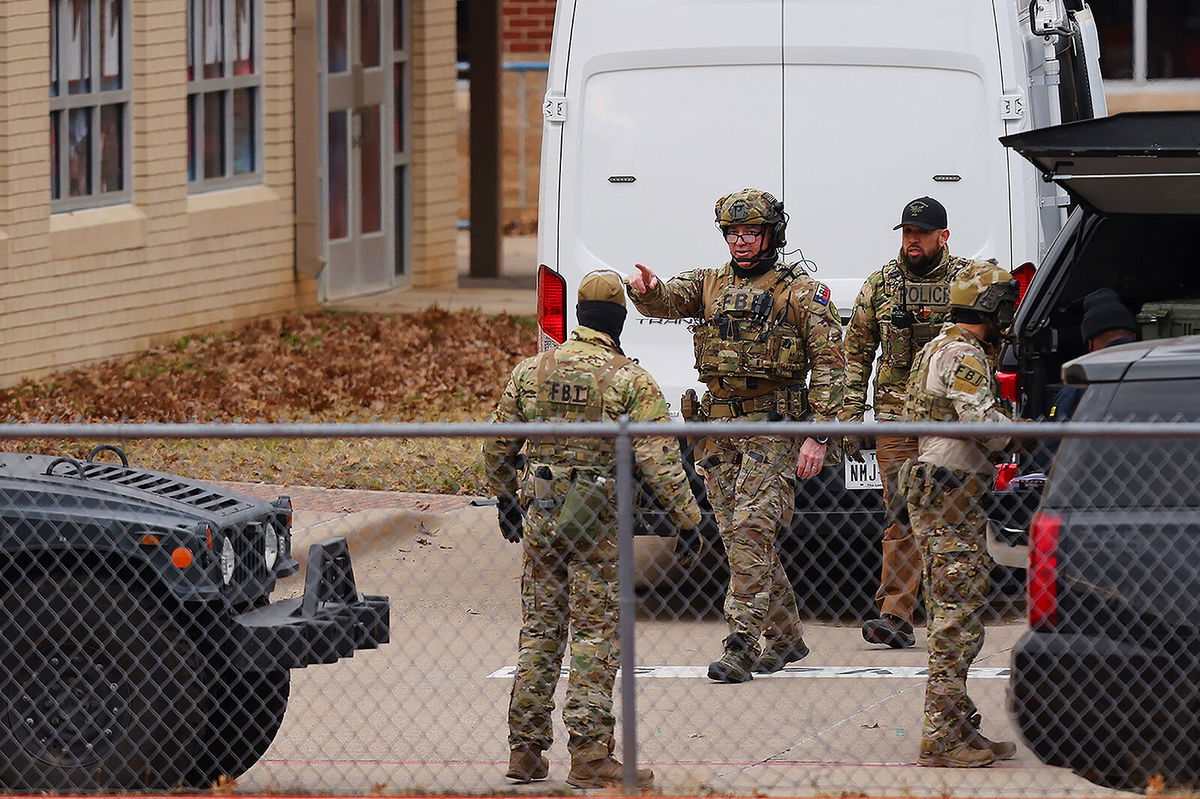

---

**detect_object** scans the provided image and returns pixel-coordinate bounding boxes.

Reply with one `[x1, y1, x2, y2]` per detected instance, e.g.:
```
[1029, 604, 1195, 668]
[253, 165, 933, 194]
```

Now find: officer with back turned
[901, 262, 1019, 768]
[626, 188, 845, 684]
[482, 270, 704, 789]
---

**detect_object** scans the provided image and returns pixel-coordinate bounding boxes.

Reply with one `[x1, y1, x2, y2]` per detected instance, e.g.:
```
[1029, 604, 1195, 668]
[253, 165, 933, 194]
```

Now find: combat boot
[565, 755, 653, 789]
[964, 727, 1017, 760]
[862, 614, 916, 649]
[707, 633, 755, 683]
[752, 637, 810, 673]
[505, 747, 549, 783]
[916, 739, 996, 768]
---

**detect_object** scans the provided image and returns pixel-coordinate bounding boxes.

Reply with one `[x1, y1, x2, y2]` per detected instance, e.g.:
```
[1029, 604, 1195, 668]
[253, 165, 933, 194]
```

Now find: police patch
[813, 283, 831, 306]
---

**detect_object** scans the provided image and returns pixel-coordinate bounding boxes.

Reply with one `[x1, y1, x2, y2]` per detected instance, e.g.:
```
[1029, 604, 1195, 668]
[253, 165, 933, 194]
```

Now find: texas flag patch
[813, 283, 831, 305]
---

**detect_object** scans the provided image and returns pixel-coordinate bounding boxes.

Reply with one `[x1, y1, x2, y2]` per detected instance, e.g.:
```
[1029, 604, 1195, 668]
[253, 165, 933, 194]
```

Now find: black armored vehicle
[0, 446, 389, 791]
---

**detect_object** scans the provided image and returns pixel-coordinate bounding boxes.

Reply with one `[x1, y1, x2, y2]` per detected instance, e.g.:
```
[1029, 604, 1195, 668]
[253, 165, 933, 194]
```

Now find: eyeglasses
[724, 229, 764, 243]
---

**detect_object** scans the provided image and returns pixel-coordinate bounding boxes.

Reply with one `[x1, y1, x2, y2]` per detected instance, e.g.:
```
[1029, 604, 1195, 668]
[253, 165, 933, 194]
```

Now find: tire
[0, 569, 206, 791]
[187, 668, 291, 787]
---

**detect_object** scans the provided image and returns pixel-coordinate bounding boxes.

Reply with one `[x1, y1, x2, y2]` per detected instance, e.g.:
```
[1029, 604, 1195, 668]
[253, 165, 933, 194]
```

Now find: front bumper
[229, 536, 390, 671]
[1010, 628, 1199, 787]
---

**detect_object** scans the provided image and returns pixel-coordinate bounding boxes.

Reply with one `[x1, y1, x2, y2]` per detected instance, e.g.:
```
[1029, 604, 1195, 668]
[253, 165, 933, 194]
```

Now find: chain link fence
[0, 420, 1193, 796]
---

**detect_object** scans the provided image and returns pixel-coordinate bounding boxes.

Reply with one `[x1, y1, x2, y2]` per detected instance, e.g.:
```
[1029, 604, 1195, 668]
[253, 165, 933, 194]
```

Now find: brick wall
[0, 1, 314, 386]
[502, 0, 554, 57]
[411, 0, 459, 289]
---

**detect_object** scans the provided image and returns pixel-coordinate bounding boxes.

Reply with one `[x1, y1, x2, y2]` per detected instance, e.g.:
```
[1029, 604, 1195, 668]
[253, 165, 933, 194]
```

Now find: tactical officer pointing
[902, 263, 1019, 768]
[842, 197, 987, 650]
[626, 188, 845, 683]
[483, 270, 703, 789]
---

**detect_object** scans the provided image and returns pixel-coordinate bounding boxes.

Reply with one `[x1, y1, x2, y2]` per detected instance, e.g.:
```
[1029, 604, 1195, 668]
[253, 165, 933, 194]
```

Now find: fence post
[615, 414, 638, 792]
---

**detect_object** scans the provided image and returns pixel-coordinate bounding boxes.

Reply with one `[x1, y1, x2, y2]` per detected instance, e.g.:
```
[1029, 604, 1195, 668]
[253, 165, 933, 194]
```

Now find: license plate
[844, 449, 882, 490]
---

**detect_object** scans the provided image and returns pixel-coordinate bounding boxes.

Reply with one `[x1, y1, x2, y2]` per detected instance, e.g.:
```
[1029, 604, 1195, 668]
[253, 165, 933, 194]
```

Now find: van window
[1046, 378, 1200, 509]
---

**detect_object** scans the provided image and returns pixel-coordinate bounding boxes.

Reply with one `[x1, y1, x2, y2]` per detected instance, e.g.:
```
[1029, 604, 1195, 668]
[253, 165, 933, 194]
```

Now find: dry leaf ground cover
[0, 309, 537, 494]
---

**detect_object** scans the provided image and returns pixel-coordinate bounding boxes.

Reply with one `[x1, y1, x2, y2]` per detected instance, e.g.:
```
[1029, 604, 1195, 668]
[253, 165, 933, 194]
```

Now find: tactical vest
[526, 347, 631, 466]
[691, 273, 808, 390]
[878, 263, 958, 373]
[902, 327, 977, 423]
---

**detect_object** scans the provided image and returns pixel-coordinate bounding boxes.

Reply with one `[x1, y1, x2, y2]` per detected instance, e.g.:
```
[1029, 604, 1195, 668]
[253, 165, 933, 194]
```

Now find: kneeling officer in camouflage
[627, 188, 845, 683]
[901, 263, 1019, 768]
[483, 270, 704, 789]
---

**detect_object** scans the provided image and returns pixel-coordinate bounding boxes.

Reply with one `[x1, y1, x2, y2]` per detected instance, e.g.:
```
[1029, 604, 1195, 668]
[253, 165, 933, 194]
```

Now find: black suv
[1007, 336, 1200, 792]
[987, 111, 1200, 557]
[999, 111, 1200, 419]
[992, 111, 1200, 791]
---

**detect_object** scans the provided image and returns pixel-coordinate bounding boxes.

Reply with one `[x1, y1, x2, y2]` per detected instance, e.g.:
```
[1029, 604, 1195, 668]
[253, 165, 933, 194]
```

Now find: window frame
[1101, 0, 1200, 87]
[393, 0, 412, 278]
[49, 0, 133, 213]
[186, 0, 265, 193]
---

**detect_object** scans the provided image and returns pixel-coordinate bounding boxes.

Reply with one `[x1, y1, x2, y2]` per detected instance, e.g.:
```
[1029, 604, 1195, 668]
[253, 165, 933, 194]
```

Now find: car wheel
[188, 668, 291, 787]
[0, 569, 205, 790]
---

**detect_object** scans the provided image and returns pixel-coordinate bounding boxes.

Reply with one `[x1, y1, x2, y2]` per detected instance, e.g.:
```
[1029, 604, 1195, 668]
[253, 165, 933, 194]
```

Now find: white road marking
[487, 665, 1009, 679]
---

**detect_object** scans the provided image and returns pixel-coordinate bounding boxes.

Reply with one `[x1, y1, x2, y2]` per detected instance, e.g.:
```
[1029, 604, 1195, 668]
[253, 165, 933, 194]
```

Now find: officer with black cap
[842, 196, 996, 650]
[1048, 288, 1138, 423]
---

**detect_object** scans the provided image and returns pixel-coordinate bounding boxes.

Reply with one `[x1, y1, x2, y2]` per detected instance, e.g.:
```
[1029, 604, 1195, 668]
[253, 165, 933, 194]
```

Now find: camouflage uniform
[628, 259, 844, 657]
[842, 247, 975, 623]
[902, 322, 1011, 752]
[483, 326, 701, 763]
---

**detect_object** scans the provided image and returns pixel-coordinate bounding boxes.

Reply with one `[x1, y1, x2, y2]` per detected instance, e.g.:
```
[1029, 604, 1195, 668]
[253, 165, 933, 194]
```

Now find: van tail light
[538, 264, 567, 346]
[994, 462, 1018, 491]
[996, 370, 1019, 403]
[1012, 261, 1036, 306]
[1028, 511, 1061, 631]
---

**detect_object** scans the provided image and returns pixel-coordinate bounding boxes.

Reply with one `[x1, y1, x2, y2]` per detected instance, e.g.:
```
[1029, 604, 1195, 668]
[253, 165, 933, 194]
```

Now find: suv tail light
[1012, 261, 1036, 306]
[538, 264, 567, 346]
[1028, 511, 1061, 630]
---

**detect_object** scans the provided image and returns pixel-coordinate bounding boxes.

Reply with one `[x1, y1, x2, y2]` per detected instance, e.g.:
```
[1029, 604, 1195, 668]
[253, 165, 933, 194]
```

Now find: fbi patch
[813, 283, 831, 306]
[951, 356, 987, 393]
[546, 381, 590, 405]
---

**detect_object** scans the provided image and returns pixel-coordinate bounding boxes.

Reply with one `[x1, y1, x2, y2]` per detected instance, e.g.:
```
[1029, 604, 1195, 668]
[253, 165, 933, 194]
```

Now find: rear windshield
[1051, 215, 1200, 355]
[1045, 378, 1200, 509]
[1022, 214, 1200, 419]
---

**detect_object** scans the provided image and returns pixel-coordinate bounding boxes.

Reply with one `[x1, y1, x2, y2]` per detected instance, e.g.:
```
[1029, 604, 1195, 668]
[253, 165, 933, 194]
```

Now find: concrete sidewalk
[327, 232, 537, 316]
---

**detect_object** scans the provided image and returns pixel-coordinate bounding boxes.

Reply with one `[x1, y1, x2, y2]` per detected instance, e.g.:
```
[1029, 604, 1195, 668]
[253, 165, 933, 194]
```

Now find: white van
[534, 0, 1106, 599]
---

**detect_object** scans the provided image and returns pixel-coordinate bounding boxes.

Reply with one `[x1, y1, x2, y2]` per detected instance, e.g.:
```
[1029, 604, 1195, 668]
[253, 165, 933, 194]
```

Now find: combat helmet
[714, 188, 787, 263]
[949, 262, 1018, 327]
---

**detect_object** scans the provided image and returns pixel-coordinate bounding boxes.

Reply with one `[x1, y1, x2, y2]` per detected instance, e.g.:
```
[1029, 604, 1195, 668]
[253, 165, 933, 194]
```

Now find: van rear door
[551, 0, 785, 408]
[780, 1, 1016, 304]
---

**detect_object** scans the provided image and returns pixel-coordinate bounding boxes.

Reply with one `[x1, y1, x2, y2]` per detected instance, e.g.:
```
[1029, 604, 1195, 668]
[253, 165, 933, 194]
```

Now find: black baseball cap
[893, 196, 948, 231]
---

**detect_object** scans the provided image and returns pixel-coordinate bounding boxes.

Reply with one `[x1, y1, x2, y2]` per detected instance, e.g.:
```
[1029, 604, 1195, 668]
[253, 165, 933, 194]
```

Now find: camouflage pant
[875, 436, 921, 622]
[907, 465, 992, 748]
[508, 490, 619, 762]
[698, 428, 802, 651]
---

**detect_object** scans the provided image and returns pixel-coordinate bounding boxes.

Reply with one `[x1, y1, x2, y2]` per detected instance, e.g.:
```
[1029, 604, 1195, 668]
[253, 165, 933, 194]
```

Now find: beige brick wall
[410, 0, 458, 290]
[0, 1, 316, 387]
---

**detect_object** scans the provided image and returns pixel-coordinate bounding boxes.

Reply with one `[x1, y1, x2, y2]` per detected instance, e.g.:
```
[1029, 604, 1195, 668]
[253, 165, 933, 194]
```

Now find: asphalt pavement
[213, 489, 1131, 798]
